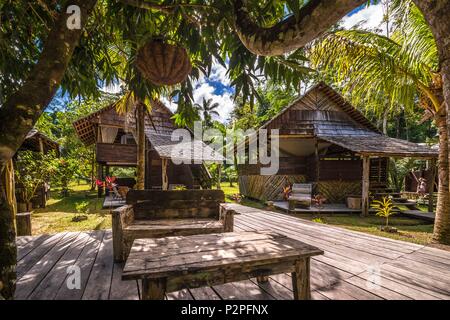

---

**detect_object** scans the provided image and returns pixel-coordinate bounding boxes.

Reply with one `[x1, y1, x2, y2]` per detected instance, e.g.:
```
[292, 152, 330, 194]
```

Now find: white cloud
[192, 82, 235, 122]
[209, 63, 231, 86]
[102, 81, 122, 94]
[341, 4, 386, 34]
[162, 62, 234, 123]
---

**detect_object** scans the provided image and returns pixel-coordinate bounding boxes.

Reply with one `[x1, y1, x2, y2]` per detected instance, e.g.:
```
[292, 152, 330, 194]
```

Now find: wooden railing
[96, 143, 137, 164]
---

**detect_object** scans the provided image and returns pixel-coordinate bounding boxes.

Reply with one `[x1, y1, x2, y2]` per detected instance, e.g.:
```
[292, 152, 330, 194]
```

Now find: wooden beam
[315, 138, 320, 190]
[217, 164, 222, 190]
[428, 159, 437, 212]
[361, 155, 370, 217]
[161, 158, 168, 190]
[38, 137, 44, 154]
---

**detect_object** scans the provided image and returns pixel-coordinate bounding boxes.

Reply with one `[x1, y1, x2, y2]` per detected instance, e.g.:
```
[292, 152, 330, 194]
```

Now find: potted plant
[371, 197, 397, 233]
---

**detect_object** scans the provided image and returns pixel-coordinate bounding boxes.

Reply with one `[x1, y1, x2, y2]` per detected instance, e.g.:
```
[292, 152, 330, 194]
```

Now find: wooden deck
[15, 204, 450, 300]
[103, 196, 125, 209]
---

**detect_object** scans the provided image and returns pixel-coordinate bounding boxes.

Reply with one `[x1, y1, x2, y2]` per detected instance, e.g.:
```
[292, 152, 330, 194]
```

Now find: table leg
[141, 278, 167, 300]
[291, 258, 311, 300]
[257, 275, 269, 283]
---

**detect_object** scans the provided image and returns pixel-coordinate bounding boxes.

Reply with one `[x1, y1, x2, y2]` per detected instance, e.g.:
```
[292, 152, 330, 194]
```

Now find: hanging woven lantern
[136, 40, 192, 86]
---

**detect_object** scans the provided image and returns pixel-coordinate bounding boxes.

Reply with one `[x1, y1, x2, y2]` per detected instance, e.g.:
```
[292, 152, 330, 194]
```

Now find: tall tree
[195, 98, 220, 128]
[0, 0, 98, 299]
[3, 0, 450, 299]
[308, 0, 447, 243]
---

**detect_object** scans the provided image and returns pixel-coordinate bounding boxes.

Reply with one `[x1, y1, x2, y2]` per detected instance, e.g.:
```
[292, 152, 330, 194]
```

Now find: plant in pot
[371, 197, 397, 233]
[14, 150, 56, 212]
[73, 201, 89, 222]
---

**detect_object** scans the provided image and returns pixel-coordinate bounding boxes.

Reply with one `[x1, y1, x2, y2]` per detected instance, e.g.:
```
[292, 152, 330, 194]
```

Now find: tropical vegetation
[1, 0, 450, 300]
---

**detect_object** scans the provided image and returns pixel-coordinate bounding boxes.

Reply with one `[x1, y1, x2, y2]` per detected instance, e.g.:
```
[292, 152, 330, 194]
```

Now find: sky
[50, 2, 385, 123]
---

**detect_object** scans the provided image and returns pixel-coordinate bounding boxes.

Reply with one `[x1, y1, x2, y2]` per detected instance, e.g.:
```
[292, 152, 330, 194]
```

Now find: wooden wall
[238, 157, 388, 202]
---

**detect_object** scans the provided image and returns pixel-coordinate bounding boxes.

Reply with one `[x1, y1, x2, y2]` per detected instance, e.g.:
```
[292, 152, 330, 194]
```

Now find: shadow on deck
[16, 204, 450, 300]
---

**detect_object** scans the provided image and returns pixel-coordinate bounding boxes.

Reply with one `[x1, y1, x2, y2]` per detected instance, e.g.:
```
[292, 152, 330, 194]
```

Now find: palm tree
[309, 0, 449, 244]
[195, 98, 220, 128]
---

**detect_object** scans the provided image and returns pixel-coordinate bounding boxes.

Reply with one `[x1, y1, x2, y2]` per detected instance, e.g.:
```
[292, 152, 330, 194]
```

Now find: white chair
[288, 183, 312, 210]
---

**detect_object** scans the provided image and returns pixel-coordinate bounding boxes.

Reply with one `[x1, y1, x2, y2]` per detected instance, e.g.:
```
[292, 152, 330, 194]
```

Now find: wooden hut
[238, 83, 438, 215]
[15, 129, 60, 208]
[73, 99, 222, 191]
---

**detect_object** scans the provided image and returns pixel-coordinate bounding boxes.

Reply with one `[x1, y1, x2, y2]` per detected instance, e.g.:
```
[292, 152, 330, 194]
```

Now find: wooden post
[38, 137, 44, 154]
[291, 258, 311, 300]
[362, 155, 370, 217]
[16, 212, 32, 236]
[97, 163, 103, 197]
[257, 275, 269, 283]
[217, 164, 222, 190]
[162, 158, 169, 190]
[315, 138, 320, 193]
[428, 159, 437, 212]
[136, 102, 146, 190]
[141, 278, 166, 300]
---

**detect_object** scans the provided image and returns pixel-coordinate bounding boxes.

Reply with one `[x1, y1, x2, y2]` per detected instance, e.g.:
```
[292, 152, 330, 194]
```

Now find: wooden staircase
[190, 164, 213, 189]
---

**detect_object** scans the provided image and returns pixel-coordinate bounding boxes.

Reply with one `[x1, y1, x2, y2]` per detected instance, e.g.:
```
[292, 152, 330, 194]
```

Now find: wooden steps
[400, 210, 435, 222]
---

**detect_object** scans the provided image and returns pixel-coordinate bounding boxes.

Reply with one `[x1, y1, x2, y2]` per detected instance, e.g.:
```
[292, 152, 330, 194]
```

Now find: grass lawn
[292, 213, 434, 245]
[218, 183, 434, 245]
[31, 184, 111, 235]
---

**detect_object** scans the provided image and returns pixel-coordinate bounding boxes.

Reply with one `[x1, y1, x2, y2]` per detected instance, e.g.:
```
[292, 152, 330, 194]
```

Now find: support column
[162, 158, 168, 190]
[216, 164, 222, 190]
[38, 137, 44, 154]
[428, 158, 437, 212]
[315, 139, 320, 192]
[97, 163, 103, 197]
[136, 102, 146, 190]
[362, 155, 370, 217]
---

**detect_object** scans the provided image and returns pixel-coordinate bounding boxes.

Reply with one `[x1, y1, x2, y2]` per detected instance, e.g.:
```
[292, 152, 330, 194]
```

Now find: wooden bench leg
[291, 258, 311, 300]
[141, 278, 167, 300]
[257, 275, 269, 283]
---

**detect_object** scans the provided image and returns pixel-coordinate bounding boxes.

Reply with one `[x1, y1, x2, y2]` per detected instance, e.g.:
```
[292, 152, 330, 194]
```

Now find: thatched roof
[72, 99, 174, 146]
[258, 82, 438, 158]
[320, 135, 438, 158]
[146, 132, 224, 163]
[20, 129, 59, 154]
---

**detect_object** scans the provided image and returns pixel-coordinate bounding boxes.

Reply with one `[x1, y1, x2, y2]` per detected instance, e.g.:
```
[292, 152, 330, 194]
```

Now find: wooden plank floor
[15, 204, 450, 300]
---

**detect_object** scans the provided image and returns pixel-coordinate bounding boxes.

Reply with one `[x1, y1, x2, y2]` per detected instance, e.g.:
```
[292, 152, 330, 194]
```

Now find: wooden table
[122, 230, 323, 300]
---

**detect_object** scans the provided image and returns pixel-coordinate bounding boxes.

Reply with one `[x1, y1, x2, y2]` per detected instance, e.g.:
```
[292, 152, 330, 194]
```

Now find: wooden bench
[288, 183, 312, 210]
[122, 230, 323, 300]
[112, 189, 235, 262]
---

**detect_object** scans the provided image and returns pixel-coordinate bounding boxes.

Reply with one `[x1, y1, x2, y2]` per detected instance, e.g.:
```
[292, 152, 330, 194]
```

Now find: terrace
[15, 204, 450, 300]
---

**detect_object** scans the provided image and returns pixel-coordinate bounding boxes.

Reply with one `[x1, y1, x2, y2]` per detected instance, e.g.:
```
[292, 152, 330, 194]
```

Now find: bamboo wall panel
[239, 175, 306, 201]
[317, 180, 361, 203]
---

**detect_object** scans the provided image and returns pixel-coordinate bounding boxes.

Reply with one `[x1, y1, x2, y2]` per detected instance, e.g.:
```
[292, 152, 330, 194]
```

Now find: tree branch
[232, 0, 366, 56]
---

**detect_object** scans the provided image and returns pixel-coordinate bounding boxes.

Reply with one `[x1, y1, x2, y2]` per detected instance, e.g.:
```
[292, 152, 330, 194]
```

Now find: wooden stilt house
[73, 99, 222, 191]
[238, 83, 438, 215]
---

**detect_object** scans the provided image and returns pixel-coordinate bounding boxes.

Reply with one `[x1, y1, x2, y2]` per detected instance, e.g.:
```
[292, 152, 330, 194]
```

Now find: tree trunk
[433, 113, 450, 243]
[136, 102, 146, 190]
[382, 109, 388, 135]
[0, 160, 17, 299]
[0, 0, 98, 299]
[413, 0, 450, 245]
